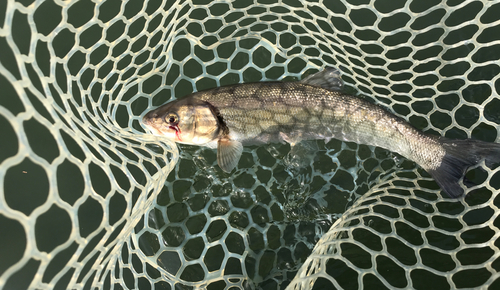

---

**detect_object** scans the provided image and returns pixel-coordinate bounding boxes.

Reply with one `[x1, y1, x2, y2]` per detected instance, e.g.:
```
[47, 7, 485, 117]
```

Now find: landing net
[0, 0, 499, 289]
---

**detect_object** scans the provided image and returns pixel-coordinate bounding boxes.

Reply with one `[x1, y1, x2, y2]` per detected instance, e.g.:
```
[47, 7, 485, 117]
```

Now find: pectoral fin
[217, 138, 243, 172]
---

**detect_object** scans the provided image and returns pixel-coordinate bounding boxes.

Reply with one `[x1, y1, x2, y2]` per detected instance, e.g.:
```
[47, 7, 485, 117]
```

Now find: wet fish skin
[143, 68, 500, 198]
[196, 81, 445, 168]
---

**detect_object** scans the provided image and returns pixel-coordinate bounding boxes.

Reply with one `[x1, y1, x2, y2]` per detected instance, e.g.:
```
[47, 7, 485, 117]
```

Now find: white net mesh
[1, 0, 500, 289]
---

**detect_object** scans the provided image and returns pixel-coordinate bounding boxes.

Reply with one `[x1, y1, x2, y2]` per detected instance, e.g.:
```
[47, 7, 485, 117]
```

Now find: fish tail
[428, 138, 500, 198]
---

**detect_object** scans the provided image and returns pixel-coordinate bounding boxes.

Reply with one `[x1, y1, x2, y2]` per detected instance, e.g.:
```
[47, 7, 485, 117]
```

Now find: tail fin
[428, 138, 500, 198]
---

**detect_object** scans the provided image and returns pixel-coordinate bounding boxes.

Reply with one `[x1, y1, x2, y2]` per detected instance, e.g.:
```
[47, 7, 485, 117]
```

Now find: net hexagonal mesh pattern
[1, 0, 500, 289]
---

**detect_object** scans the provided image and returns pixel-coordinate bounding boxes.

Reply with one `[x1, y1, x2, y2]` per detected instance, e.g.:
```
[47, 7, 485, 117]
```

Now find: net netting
[1, 0, 500, 289]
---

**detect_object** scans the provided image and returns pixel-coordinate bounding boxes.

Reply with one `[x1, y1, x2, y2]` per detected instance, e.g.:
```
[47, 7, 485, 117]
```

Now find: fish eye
[166, 113, 179, 124]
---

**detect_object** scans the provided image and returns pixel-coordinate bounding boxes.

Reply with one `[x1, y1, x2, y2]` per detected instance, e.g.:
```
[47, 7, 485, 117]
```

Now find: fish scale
[200, 82, 415, 153]
[143, 67, 500, 198]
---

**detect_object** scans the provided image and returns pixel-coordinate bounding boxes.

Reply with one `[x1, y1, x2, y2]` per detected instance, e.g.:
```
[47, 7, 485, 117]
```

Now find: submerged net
[1, 0, 500, 289]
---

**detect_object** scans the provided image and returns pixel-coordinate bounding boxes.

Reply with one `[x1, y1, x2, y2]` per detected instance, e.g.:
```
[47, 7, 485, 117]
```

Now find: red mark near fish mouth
[169, 125, 182, 141]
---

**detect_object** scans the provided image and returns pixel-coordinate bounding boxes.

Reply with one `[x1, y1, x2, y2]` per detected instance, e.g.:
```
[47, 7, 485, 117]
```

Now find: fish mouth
[142, 114, 152, 128]
[143, 123, 159, 135]
[142, 112, 157, 125]
[142, 115, 161, 135]
[142, 117, 150, 127]
[142, 116, 181, 141]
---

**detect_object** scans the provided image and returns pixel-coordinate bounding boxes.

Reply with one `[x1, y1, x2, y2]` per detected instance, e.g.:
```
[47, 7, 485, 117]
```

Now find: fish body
[143, 68, 500, 198]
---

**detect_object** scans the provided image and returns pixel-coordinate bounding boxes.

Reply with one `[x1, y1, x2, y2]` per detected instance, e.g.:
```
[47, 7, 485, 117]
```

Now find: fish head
[142, 97, 219, 145]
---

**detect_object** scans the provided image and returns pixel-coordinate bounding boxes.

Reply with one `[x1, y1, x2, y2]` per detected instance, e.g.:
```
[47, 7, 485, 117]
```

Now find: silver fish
[143, 67, 500, 198]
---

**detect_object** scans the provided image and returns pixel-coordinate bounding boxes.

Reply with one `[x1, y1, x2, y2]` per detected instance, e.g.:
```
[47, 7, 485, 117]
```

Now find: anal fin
[217, 138, 243, 172]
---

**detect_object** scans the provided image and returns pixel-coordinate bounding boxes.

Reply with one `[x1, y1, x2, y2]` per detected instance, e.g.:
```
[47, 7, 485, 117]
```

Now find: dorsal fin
[300, 67, 344, 91]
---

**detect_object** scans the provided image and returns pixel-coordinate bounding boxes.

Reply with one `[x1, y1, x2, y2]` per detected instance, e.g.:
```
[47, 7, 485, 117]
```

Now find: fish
[142, 67, 500, 198]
